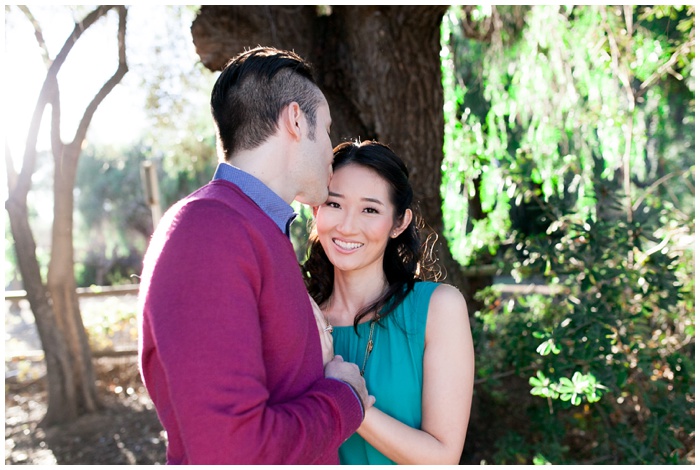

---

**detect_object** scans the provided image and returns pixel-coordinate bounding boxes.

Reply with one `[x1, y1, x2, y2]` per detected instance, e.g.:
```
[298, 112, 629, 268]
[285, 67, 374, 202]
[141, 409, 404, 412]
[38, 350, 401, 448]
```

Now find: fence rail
[5, 284, 140, 300]
[5, 281, 560, 364]
[4, 281, 561, 300]
[5, 284, 141, 364]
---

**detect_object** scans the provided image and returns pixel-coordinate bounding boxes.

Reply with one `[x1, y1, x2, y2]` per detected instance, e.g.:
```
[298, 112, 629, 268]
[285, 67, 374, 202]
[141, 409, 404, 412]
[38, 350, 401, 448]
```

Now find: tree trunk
[5, 5, 128, 426]
[191, 6, 486, 306]
[5, 193, 81, 424]
[48, 139, 101, 417]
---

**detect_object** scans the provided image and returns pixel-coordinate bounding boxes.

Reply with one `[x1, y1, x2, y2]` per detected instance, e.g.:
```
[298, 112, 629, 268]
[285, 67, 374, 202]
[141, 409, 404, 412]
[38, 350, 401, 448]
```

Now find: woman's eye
[327, 201, 340, 208]
[363, 207, 379, 214]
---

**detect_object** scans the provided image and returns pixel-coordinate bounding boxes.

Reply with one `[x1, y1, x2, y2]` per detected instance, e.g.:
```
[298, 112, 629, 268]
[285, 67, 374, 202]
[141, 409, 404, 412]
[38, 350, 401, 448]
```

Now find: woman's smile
[333, 238, 364, 251]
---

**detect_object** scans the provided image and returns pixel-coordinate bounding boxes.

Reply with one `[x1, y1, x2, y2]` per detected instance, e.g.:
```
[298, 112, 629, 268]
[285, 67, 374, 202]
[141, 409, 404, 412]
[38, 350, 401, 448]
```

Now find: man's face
[294, 96, 334, 207]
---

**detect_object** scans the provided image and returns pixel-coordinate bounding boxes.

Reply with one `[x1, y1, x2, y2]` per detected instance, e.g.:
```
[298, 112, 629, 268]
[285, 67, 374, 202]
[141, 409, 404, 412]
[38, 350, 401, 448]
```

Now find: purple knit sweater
[138, 179, 362, 464]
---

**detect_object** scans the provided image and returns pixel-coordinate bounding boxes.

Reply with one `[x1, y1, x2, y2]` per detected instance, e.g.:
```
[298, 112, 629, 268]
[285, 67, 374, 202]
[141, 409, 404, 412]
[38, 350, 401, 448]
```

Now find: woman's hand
[309, 294, 334, 366]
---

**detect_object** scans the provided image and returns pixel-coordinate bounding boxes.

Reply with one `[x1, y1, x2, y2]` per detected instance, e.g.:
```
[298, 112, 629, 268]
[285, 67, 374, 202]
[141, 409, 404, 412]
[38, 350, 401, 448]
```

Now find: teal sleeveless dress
[331, 281, 440, 465]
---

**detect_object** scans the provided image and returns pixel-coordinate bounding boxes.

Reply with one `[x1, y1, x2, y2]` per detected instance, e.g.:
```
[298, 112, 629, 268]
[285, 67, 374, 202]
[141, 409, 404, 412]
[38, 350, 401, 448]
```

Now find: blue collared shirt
[212, 162, 297, 237]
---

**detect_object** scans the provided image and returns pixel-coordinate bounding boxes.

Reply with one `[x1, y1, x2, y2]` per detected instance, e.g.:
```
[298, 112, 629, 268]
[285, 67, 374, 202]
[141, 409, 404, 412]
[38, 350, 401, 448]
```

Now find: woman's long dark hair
[302, 140, 442, 331]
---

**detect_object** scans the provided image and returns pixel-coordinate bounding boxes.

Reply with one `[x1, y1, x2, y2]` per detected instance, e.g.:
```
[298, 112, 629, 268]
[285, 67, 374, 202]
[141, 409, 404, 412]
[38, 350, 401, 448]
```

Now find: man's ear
[280, 102, 303, 141]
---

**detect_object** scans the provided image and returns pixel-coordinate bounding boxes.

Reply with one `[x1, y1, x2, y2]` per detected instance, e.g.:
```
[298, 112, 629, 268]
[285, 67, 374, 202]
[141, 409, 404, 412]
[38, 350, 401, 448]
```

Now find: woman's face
[315, 164, 398, 274]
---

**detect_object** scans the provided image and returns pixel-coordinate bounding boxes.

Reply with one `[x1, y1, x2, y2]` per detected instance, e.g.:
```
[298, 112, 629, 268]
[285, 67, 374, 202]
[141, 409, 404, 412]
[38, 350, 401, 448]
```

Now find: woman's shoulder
[411, 281, 465, 305]
[425, 283, 470, 342]
[429, 283, 467, 306]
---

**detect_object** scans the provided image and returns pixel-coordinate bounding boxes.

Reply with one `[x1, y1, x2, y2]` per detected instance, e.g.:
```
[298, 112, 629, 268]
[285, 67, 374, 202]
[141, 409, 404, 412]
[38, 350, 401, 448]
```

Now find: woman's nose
[336, 211, 357, 234]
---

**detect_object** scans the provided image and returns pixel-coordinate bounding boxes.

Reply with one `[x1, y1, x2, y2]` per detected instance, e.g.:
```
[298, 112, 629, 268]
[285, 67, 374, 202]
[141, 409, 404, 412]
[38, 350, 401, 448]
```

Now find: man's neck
[227, 138, 295, 204]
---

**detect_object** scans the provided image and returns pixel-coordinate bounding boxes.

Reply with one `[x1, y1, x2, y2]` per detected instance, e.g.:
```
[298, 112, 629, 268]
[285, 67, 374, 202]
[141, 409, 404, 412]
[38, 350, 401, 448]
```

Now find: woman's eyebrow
[362, 197, 384, 206]
[328, 192, 385, 206]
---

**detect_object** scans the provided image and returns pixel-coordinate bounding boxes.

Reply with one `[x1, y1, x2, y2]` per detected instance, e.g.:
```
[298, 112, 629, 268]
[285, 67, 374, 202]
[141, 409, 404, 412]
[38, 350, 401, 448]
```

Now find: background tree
[4, 5, 128, 426]
[189, 5, 494, 314]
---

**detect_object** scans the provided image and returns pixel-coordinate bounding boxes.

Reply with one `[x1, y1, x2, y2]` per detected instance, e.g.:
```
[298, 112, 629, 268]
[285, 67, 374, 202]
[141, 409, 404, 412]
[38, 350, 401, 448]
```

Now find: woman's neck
[324, 266, 388, 327]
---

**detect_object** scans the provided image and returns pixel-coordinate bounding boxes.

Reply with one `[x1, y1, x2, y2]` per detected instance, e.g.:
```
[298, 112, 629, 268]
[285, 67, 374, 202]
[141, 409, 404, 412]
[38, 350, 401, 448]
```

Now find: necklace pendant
[360, 320, 377, 377]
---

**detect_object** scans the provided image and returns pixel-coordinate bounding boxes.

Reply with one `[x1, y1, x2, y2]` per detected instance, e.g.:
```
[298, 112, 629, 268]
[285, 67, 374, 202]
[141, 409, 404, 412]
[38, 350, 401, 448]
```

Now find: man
[138, 46, 372, 464]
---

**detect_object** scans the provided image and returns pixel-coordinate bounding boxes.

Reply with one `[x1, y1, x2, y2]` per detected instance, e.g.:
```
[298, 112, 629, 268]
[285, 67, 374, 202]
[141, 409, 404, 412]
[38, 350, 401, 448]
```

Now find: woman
[304, 140, 474, 464]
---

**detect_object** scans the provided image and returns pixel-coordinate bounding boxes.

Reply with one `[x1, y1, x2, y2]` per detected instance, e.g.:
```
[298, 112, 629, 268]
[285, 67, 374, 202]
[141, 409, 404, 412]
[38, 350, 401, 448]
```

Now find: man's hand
[325, 355, 376, 412]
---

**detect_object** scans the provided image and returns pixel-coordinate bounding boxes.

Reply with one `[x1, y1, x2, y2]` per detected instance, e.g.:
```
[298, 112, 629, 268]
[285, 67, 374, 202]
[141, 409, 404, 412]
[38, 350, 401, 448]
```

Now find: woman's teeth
[334, 239, 363, 250]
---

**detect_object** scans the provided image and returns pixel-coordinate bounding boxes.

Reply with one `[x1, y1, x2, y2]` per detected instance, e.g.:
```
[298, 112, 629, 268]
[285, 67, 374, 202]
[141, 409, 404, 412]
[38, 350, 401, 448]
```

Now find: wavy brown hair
[302, 140, 442, 331]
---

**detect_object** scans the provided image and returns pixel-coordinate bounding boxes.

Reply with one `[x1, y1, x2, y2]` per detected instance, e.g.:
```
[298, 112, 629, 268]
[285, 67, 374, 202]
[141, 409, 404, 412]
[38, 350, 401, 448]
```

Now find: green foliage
[290, 201, 315, 263]
[442, 4, 694, 465]
[440, 9, 513, 266]
[529, 369, 607, 406]
[476, 200, 694, 463]
[75, 143, 151, 286]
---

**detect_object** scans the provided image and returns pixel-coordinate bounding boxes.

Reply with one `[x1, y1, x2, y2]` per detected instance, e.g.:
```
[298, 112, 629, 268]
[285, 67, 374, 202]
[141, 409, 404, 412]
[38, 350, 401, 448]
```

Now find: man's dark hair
[211, 46, 322, 159]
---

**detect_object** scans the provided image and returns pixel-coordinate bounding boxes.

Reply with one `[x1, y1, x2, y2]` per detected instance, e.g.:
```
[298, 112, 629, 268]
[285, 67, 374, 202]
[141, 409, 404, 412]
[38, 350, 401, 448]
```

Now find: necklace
[325, 293, 380, 377]
[360, 318, 377, 377]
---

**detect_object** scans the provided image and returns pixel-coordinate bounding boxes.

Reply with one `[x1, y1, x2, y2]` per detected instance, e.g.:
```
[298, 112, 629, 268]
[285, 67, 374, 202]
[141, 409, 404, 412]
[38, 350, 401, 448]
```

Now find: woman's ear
[391, 208, 413, 238]
[312, 206, 319, 217]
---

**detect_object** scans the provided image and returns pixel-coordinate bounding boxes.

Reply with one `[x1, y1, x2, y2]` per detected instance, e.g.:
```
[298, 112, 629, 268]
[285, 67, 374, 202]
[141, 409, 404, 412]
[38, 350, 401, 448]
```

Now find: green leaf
[536, 340, 552, 356]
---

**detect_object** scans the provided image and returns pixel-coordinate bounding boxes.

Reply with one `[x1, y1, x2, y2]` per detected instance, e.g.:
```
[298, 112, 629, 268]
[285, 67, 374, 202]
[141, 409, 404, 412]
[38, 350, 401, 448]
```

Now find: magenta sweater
[138, 180, 362, 464]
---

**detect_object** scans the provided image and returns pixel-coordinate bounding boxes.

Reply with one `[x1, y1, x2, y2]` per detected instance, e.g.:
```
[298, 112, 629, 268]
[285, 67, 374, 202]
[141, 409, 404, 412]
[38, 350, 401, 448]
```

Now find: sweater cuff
[327, 377, 365, 419]
[322, 377, 364, 440]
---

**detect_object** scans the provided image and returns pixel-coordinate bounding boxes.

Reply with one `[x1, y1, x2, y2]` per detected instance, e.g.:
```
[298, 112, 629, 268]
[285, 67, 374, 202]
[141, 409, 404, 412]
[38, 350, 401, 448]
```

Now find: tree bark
[191, 6, 485, 308]
[5, 5, 128, 426]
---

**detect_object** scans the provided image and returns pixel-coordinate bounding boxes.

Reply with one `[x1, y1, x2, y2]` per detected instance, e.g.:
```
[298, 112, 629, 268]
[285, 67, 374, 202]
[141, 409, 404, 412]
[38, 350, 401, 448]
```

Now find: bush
[474, 201, 694, 464]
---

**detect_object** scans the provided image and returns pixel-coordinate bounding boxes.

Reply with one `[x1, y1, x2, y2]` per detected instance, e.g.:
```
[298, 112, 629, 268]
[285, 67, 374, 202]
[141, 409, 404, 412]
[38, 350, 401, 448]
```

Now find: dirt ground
[5, 357, 167, 465]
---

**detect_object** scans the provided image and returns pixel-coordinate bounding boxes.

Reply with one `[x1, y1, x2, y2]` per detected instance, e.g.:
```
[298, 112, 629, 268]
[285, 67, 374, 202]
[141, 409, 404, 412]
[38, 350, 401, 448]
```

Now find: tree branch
[632, 169, 692, 212]
[50, 78, 63, 163]
[71, 5, 129, 149]
[635, 32, 695, 99]
[5, 141, 18, 193]
[17, 5, 52, 68]
[13, 6, 115, 201]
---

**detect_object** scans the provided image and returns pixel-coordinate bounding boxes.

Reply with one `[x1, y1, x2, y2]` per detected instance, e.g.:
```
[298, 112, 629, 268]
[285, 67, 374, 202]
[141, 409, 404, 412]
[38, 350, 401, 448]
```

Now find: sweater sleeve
[140, 200, 362, 464]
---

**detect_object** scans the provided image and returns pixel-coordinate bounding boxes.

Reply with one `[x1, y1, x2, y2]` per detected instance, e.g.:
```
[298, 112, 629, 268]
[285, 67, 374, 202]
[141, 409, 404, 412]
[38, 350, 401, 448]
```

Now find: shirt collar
[212, 162, 297, 237]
